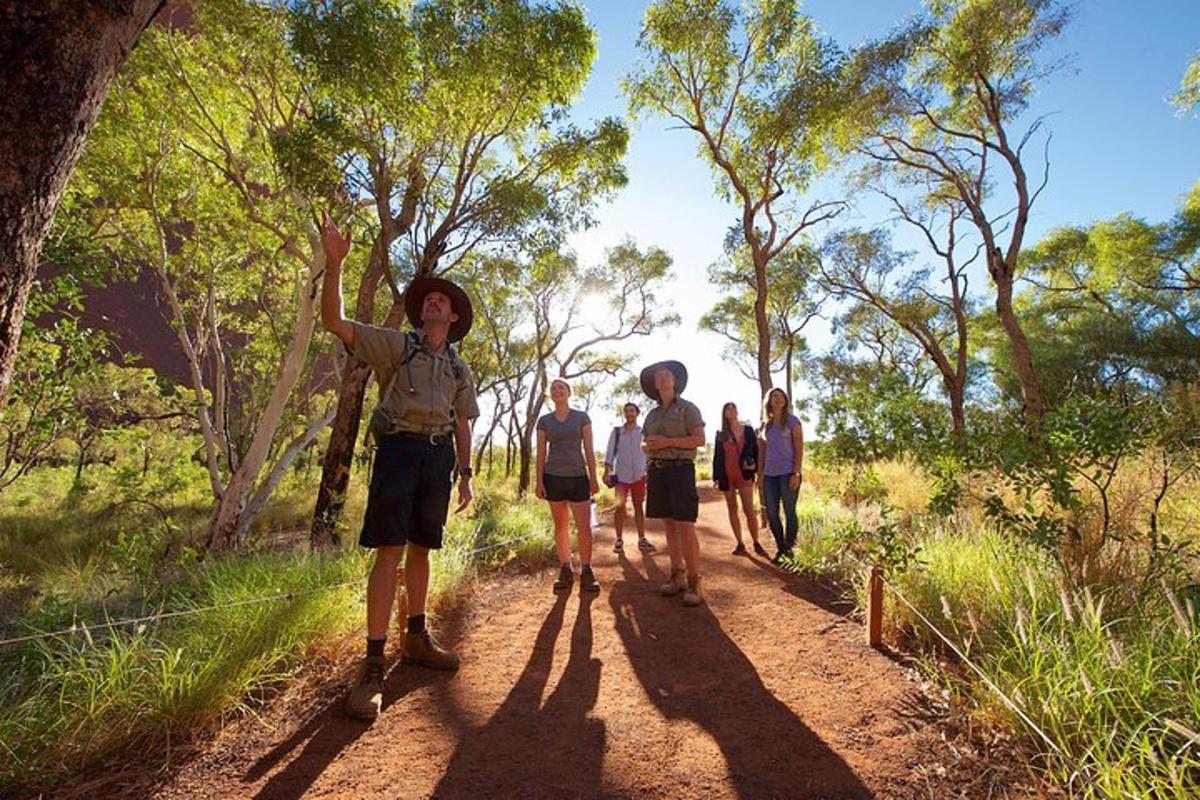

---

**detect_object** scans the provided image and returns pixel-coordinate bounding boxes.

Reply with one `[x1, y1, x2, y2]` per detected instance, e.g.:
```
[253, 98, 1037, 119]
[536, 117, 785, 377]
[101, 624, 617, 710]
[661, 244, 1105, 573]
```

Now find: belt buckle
[429, 432, 446, 445]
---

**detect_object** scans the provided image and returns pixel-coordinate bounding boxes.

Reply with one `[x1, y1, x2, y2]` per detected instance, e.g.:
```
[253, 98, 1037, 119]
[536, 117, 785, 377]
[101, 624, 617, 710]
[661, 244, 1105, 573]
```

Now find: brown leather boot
[344, 655, 386, 720]
[682, 574, 704, 607]
[659, 567, 686, 597]
[401, 630, 460, 671]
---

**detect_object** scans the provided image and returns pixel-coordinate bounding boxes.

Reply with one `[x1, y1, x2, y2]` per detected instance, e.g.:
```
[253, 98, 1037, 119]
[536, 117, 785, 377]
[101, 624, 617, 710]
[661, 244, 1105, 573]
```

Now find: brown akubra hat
[404, 276, 473, 342]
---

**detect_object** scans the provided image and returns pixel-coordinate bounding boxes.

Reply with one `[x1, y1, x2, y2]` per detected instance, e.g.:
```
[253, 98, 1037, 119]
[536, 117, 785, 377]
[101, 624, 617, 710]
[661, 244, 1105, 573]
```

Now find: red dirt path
[93, 487, 1039, 799]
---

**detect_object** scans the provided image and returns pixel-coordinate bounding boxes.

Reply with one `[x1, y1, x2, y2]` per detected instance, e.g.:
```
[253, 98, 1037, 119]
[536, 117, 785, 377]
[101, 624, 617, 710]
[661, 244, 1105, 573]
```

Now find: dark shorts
[646, 461, 699, 522]
[544, 473, 591, 503]
[361, 434, 456, 550]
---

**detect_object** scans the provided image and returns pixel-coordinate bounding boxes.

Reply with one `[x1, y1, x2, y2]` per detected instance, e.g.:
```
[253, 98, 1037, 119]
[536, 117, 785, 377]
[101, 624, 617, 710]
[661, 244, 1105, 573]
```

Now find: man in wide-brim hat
[639, 360, 707, 606]
[319, 213, 480, 721]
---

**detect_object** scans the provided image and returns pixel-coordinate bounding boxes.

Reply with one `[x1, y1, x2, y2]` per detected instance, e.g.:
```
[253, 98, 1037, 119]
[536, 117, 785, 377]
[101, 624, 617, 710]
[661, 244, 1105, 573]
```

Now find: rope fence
[0, 528, 551, 651]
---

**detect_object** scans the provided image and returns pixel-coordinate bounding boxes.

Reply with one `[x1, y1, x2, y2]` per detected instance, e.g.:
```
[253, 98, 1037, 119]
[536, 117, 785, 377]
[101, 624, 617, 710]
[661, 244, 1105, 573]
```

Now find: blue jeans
[762, 474, 798, 553]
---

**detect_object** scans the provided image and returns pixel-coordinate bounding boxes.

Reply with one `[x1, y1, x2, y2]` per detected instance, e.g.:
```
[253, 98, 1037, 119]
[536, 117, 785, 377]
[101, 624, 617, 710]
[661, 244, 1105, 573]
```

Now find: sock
[366, 637, 385, 658]
[407, 613, 426, 635]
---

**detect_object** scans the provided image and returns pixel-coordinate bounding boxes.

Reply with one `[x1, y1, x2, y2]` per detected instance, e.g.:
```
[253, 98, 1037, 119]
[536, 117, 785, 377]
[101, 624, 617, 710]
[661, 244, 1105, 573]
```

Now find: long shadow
[248, 666, 441, 800]
[742, 556, 860, 620]
[246, 601, 474, 800]
[429, 591, 606, 799]
[610, 552, 874, 799]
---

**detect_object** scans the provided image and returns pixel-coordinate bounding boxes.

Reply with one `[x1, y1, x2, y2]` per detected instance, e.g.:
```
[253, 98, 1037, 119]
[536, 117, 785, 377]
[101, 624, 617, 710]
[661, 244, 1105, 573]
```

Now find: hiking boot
[579, 565, 600, 593]
[638, 537, 655, 552]
[613, 538, 624, 553]
[682, 575, 704, 607]
[731, 543, 747, 556]
[660, 567, 687, 597]
[401, 630, 460, 671]
[752, 541, 770, 558]
[344, 655, 386, 720]
[553, 563, 574, 592]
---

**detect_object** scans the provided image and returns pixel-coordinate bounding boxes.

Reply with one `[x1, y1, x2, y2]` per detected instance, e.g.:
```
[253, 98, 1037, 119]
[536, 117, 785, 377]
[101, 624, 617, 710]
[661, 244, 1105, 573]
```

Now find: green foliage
[0, 303, 112, 493]
[816, 368, 950, 466]
[1174, 51, 1200, 116]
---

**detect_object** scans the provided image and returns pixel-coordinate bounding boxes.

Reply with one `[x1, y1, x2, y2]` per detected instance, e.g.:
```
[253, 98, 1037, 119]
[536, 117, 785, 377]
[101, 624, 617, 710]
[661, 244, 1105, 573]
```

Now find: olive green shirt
[642, 397, 704, 461]
[348, 323, 479, 433]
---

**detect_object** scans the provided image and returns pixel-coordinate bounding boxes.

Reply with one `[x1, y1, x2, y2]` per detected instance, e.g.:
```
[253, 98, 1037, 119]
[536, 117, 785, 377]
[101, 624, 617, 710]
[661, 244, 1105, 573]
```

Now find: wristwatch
[459, 466, 473, 479]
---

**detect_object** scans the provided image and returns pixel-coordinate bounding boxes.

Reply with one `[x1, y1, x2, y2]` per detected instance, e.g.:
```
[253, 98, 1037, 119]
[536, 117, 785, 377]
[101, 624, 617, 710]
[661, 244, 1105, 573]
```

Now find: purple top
[762, 415, 801, 477]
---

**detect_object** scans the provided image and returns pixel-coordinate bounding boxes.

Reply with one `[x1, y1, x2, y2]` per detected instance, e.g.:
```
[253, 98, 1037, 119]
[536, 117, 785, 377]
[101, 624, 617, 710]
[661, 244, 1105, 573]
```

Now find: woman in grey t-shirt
[536, 378, 600, 593]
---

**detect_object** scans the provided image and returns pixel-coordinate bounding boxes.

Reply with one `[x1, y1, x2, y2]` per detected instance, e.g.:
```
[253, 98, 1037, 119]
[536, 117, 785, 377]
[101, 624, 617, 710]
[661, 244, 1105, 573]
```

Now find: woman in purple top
[757, 387, 804, 564]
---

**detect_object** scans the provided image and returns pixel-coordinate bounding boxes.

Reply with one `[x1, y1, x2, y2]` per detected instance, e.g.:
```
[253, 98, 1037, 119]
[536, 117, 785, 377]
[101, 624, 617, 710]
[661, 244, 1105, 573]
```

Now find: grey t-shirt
[537, 408, 592, 477]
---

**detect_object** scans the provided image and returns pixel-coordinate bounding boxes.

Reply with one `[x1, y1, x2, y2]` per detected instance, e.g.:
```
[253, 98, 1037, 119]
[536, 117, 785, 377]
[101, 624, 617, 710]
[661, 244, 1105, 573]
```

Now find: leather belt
[648, 458, 692, 467]
[389, 430, 452, 446]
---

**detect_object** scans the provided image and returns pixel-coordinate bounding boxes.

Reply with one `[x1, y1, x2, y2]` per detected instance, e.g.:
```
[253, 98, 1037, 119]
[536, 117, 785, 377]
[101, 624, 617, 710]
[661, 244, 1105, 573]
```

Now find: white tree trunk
[236, 402, 336, 544]
[155, 261, 225, 500]
[206, 234, 324, 551]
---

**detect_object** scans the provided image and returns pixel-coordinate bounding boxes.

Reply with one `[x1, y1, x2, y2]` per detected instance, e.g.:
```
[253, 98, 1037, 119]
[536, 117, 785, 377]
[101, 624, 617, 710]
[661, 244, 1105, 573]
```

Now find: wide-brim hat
[640, 360, 688, 402]
[405, 275, 473, 342]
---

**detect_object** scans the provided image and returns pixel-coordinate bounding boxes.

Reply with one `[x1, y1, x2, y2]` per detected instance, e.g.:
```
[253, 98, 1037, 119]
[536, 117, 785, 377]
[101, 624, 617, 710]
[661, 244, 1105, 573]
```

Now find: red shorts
[615, 477, 646, 505]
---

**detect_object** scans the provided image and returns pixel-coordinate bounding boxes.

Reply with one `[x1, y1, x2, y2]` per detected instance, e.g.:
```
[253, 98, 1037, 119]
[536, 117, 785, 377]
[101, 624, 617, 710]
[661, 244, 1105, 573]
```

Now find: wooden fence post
[867, 566, 883, 648]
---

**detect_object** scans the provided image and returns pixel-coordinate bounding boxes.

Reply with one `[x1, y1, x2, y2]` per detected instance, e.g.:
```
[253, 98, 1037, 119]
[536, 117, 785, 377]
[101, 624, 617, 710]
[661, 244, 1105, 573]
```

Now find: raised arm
[320, 211, 355, 346]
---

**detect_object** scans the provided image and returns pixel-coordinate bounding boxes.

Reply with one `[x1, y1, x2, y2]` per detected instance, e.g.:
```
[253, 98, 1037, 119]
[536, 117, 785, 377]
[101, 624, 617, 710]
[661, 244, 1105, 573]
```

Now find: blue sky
[561, 1, 1200, 433]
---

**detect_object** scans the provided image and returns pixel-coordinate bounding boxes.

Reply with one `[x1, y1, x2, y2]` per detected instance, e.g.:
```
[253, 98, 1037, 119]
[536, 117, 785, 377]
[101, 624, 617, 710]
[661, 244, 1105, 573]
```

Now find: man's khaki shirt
[642, 397, 704, 461]
[348, 323, 479, 434]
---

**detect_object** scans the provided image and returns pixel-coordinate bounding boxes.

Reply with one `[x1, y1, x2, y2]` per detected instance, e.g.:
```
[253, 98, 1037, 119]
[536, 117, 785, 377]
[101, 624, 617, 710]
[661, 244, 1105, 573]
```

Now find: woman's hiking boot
[552, 563, 574, 592]
[752, 541, 770, 558]
[660, 567, 687, 596]
[344, 655, 387, 720]
[401, 630, 460, 671]
[682, 575, 704, 607]
[731, 543, 747, 556]
[579, 565, 600, 593]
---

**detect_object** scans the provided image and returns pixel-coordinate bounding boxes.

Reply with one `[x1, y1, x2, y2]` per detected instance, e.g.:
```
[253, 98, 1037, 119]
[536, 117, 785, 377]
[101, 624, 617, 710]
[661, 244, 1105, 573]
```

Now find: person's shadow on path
[429, 590, 606, 798]
[245, 663, 441, 800]
[609, 552, 873, 799]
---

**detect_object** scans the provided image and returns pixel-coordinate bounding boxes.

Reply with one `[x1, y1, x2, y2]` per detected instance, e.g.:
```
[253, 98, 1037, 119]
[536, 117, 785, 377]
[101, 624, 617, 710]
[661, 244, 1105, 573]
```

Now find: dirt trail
[117, 487, 1026, 799]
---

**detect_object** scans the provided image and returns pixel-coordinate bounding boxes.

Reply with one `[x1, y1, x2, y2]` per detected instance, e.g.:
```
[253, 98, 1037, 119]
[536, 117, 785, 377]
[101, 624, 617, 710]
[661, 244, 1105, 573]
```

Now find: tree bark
[0, 0, 165, 409]
[992, 261, 1044, 423]
[207, 240, 324, 551]
[751, 250, 773, 395]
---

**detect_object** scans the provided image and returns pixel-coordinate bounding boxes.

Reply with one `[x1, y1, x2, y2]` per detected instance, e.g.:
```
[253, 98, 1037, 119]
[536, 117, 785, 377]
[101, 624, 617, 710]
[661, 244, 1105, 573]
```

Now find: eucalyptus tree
[288, 0, 630, 545]
[0, 0, 165, 409]
[818, 199, 977, 439]
[62, 0, 339, 551]
[626, 0, 848, 394]
[700, 240, 819, 400]
[847, 0, 1072, 424]
[514, 241, 678, 494]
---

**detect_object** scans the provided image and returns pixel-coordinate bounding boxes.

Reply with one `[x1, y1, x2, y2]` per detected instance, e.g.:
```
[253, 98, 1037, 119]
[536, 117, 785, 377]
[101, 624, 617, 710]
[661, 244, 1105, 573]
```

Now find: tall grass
[791, 461, 1200, 799]
[0, 467, 552, 795]
[884, 527, 1200, 799]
